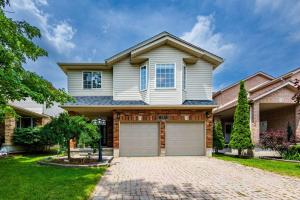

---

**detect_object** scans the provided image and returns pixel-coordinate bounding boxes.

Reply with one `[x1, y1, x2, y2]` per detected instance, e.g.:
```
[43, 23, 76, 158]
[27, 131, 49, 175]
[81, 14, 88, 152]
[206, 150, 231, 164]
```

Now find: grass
[213, 153, 300, 178]
[0, 154, 106, 200]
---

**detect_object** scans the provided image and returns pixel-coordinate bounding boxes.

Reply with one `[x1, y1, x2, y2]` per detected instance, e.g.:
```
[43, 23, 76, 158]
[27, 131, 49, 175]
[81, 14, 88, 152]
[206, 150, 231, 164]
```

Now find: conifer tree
[229, 81, 253, 156]
[213, 120, 225, 153]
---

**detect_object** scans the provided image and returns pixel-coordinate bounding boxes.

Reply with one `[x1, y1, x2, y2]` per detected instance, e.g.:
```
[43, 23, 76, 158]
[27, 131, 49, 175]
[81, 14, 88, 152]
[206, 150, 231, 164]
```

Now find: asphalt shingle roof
[65, 96, 216, 106]
[182, 100, 216, 105]
[64, 96, 147, 106]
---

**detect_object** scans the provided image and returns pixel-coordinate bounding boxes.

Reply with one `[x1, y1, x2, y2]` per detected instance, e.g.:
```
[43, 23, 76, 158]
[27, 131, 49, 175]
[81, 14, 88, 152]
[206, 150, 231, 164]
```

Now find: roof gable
[213, 72, 274, 97]
[105, 32, 224, 68]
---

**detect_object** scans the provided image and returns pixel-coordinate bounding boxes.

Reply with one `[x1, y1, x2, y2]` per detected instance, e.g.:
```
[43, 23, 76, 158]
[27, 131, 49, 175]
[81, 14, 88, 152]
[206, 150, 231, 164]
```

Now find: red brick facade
[112, 109, 213, 153]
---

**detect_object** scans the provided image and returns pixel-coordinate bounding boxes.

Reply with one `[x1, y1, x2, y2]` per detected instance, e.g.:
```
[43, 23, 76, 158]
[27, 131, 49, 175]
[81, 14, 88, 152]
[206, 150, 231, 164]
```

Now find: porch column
[251, 102, 260, 145]
[295, 105, 300, 143]
[159, 121, 166, 156]
[205, 111, 213, 156]
[4, 117, 15, 145]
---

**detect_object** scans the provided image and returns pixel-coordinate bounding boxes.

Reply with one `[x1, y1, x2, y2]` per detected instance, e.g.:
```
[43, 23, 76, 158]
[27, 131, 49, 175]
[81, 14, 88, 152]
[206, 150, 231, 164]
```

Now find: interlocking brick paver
[92, 157, 300, 200]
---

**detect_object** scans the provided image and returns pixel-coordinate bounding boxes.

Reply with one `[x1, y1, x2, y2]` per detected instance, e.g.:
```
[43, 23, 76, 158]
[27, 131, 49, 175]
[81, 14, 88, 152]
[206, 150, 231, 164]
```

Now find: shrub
[13, 127, 56, 151]
[282, 145, 300, 161]
[260, 129, 293, 156]
[213, 120, 225, 153]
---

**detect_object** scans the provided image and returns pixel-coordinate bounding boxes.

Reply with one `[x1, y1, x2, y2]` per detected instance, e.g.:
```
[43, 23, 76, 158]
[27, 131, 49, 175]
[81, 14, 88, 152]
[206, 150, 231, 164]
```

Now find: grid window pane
[92, 72, 101, 88]
[140, 66, 147, 91]
[83, 72, 92, 89]
[156, 64, 175, 88]
[83, 72, 101, 89]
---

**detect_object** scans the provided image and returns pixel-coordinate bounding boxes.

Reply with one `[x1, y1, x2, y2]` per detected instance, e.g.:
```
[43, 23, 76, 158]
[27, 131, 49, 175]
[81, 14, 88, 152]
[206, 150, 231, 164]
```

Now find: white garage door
[166, 122, 205, 156]
[120, 123, 159, 157]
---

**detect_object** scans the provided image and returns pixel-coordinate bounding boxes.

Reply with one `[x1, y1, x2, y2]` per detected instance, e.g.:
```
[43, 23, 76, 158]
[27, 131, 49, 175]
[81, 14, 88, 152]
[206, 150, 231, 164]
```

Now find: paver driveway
[92, 157, 300, 200]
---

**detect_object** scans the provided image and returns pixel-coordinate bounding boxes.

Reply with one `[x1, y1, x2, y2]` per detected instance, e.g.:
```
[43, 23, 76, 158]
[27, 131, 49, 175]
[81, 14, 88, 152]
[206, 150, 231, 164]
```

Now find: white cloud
[181, 15, 236, 59]
[10, 0, 76, 53]
[255, 0, 300, 42]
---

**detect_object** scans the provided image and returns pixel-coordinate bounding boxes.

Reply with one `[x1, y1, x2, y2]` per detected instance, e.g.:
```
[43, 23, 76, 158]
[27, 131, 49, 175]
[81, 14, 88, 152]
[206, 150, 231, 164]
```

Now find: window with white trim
[83, 72, 101, 89]
[140, 65, 147, 91]
[156, 64, 175, 88]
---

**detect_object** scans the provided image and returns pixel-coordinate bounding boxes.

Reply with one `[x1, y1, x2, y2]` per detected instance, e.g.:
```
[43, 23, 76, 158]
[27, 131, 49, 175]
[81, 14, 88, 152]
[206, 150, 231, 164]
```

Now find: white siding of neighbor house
[67, 70, 113, 96]
[113, 58, 142, 100]
[141, 45, 190, 105]
[185, 60, 213, 100]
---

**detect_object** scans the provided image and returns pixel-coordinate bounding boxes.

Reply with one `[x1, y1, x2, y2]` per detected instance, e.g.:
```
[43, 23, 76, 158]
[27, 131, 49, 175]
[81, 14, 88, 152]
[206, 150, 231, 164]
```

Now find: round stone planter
[38, 156, 113, 168]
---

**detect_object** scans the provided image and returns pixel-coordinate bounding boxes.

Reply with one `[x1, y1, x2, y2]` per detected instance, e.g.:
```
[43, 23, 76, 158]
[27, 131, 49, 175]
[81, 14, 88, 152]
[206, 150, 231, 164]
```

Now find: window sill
[154, 88, 177, 90]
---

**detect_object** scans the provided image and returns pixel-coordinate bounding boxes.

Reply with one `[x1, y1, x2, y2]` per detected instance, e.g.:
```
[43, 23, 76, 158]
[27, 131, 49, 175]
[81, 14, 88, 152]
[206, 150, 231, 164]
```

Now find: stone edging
[259, 156, 300, 163]
[38, 156, 114, 168]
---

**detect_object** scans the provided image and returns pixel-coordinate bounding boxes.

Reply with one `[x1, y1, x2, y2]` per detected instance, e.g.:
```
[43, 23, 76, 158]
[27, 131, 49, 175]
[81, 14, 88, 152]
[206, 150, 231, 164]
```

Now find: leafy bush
[260, 129, 291, 156]
[13, 127, 56, 151]
[282, 145, 300, 161]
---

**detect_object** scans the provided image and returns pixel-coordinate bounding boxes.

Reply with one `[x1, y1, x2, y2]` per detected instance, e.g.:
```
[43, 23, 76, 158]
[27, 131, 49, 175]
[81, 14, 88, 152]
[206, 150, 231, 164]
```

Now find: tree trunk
[238, 149, 242, 157]
[67, 140, 71, 160]
[215, 148, 218, 154]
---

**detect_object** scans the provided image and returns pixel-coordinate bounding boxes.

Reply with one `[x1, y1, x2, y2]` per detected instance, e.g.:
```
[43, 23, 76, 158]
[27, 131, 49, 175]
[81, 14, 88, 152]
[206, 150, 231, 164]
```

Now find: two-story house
[59, 32, 223, 157]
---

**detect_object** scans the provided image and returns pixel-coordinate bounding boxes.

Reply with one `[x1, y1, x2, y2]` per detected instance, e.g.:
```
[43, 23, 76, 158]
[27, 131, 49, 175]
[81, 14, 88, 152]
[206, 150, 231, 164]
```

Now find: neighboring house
[58, 32, 223, 157]
[0, 99, 64, 152]
[213, 68, 300, 151]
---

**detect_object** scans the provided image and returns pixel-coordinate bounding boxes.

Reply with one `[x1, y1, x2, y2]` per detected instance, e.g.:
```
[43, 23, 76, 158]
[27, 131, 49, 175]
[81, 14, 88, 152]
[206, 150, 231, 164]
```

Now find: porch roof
[62, 96, 217, 107]
[64, 96, 147, 106]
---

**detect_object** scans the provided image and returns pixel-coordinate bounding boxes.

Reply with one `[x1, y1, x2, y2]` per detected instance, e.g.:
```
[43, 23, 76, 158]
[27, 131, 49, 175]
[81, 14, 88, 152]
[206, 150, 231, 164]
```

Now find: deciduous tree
[0, 0, 73, 120]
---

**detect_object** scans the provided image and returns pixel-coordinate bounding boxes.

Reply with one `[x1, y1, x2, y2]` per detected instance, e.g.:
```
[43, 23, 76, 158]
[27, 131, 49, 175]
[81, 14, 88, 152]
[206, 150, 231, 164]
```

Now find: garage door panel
[120, 123, 159, 157]
[166, 123, 205, 156]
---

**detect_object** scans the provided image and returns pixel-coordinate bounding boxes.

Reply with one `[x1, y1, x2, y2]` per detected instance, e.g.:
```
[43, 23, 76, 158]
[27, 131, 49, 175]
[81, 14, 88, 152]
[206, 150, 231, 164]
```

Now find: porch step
[102, 148, 113, 156]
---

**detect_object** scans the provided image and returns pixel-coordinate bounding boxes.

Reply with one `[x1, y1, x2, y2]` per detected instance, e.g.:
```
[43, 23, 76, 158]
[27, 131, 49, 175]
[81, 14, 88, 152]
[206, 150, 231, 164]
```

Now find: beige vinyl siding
[10, 98, 44, 114]
[67, 70, 113, 96]
[185, 60, 213, 100]
[141, 45, 190, 105]
[113, 58, 142, 100]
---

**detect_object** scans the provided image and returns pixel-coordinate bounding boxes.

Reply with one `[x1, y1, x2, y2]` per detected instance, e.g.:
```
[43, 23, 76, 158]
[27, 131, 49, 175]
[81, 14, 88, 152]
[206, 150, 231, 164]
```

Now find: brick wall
[112, 109, 212, 152]
[260, 106, 295, 133]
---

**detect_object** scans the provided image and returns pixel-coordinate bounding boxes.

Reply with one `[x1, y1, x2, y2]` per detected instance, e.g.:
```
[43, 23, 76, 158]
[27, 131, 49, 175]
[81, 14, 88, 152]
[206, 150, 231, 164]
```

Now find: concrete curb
[259, 156, 300, 163]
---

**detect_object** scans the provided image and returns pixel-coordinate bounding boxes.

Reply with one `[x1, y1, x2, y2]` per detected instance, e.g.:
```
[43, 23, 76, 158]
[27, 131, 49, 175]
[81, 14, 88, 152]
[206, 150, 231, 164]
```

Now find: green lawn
[0, 155, 106, 200]
[213, 153, 300, 178]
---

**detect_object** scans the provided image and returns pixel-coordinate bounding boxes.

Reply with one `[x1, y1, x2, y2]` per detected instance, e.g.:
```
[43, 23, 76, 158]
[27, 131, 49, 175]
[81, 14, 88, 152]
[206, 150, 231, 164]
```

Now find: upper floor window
[83, 72, 101, 89]
[156, 64, 175, 88]
[140, 65, 147, 91]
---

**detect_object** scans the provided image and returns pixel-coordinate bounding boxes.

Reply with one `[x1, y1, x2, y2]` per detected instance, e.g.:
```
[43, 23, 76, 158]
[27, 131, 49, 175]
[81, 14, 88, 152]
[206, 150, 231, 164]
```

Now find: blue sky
[7, 0, 300, 91]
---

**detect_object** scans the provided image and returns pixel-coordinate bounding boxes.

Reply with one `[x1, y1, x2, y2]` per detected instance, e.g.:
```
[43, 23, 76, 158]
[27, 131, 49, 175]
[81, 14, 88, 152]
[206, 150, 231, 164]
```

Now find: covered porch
[67, 107, 114, 149]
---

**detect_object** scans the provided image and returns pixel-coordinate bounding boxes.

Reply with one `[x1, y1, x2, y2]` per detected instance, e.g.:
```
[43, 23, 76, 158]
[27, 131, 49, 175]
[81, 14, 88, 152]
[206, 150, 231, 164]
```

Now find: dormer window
[155, 64, 175, 88]
[83, 71, 101, 89]
[140, 65, 147, 91]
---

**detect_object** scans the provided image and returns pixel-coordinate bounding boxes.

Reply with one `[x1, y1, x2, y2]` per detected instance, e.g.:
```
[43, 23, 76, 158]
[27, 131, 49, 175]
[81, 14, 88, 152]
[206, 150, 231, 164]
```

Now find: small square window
[83, 72, 101, 89]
